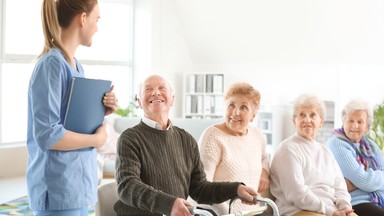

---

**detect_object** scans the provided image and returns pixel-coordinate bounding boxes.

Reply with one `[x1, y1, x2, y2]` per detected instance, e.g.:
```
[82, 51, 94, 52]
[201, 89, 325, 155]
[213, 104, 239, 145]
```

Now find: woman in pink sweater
[199, 82, 270, 215]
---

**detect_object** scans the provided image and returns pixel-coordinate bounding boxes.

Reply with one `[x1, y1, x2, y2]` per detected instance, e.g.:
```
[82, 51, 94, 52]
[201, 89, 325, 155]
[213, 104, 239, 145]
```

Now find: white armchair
[95, 181, 118, 216]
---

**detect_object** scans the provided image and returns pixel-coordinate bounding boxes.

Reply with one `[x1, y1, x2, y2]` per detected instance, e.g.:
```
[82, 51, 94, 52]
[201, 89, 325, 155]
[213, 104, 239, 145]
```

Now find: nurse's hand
[104, 85, 118, 116]
[94, 124, 107, 149]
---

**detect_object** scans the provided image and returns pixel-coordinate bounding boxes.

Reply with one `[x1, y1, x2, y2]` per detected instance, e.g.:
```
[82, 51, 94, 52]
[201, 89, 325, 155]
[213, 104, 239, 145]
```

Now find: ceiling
[171, 0, 384, 65]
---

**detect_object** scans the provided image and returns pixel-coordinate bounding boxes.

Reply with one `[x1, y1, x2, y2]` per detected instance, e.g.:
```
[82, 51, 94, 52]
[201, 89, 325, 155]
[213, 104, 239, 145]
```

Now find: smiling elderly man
[114, 74, 259, 216]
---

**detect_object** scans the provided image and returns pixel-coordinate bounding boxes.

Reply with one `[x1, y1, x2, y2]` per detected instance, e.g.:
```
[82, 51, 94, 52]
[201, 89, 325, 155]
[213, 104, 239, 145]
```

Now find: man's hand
[170, 198, 193, 216]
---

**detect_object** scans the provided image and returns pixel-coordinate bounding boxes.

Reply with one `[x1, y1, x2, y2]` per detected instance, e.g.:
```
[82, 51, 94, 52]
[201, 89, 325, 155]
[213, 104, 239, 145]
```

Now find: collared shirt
[27, 48, 98, 211]
[141, 116, 172, 130]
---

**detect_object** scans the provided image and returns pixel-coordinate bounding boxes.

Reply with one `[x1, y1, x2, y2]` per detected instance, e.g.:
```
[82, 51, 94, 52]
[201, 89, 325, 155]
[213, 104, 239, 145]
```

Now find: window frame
[0, 0, 135, 146]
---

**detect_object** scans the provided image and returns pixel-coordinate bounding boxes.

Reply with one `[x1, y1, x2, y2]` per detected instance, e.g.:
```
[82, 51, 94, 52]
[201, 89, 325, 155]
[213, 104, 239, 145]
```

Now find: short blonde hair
[224, 82, 261, 113]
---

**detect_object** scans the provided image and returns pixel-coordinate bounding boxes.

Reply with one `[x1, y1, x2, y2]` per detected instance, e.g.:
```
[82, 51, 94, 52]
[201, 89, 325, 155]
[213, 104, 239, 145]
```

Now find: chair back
[95, 181, 118, 216]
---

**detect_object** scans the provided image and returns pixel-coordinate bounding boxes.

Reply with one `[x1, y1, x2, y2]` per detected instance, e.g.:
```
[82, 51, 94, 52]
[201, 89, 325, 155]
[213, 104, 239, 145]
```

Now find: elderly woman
[199, 82, 270, 215]
[270, 94, 355, 216]
[327, 99, 384, 216]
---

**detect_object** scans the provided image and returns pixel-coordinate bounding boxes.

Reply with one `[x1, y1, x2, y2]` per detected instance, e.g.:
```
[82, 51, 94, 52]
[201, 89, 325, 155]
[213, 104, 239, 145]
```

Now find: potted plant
[368, 101, 384, 150]
[114, 105, 134, 117]
[114, 102, 139, 117]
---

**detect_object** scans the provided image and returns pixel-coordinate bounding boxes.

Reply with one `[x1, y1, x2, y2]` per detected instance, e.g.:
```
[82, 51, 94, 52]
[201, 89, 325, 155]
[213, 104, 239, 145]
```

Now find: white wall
[136, 0, 384, 146]
[336, 65, 384, 126]
[133, 0, 194, 118]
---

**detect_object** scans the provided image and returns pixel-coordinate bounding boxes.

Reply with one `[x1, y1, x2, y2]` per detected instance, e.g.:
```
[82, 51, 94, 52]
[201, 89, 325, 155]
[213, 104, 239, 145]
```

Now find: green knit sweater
[114, 121, 240, 216]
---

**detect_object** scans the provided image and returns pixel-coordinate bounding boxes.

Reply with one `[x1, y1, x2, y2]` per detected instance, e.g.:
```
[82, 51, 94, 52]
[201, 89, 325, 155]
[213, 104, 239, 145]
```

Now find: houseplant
[114, 102, 139, 117]
[368, 101, 384, 151]
[114, 105, 134, 117]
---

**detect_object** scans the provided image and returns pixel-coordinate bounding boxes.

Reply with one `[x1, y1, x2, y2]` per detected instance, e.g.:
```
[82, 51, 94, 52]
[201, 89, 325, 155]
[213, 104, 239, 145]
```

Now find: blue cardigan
[327, 135, 384, 206]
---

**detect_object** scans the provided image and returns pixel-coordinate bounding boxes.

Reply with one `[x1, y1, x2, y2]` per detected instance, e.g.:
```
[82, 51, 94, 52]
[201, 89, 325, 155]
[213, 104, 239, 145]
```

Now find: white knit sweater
[198, 125, 269, 214]
[270, 134, 352, 216]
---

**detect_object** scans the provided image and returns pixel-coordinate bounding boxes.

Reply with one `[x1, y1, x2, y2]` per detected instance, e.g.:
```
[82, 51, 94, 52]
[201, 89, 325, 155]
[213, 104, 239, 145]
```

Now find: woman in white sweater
[199, 82, 270, 215]
[270, 94, 356, 216]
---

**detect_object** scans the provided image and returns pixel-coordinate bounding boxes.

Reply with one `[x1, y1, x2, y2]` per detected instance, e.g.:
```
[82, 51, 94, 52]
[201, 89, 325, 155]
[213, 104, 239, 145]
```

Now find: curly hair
[224, 82, 261, 114]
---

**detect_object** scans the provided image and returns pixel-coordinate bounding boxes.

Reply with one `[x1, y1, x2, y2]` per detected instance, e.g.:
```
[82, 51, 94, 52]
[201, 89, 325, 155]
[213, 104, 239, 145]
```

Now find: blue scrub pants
[34, 207, 88, 216]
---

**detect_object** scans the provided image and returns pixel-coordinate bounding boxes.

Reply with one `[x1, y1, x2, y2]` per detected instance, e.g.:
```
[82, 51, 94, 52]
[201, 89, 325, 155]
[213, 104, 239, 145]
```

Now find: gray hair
[341, 99, 373, 129]
[136, 75, 175, 100]
[292, 93, 326, 120]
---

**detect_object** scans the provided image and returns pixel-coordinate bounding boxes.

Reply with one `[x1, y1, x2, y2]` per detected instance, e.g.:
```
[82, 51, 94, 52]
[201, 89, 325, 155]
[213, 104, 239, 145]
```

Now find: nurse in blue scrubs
[26, 0, 118, 215]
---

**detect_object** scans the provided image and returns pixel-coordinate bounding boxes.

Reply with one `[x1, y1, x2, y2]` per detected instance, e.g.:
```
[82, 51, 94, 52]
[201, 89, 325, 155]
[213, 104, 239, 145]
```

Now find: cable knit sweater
[327, 135, 384, 206]
[270, 134, 352, 216]
[199, 125, 269, 214]
[114, 121, 240, 216]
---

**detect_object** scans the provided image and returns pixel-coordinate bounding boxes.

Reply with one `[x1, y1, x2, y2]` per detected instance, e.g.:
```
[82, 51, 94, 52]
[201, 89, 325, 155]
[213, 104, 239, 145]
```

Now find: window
[0, 0, 134, 145]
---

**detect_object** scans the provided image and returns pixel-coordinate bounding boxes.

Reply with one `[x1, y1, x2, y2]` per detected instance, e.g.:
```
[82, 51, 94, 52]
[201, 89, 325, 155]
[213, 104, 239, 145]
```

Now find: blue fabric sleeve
[30, 55, 67, 152]
[327, 136, 384, 192]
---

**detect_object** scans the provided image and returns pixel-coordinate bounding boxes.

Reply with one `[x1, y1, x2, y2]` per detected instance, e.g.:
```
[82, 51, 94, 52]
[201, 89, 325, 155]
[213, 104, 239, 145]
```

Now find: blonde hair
[224, 82, 261, 114]
[38, 0, 98, 63]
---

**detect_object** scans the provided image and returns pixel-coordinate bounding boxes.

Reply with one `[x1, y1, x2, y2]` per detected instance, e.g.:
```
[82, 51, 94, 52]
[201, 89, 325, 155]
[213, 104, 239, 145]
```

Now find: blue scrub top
[26, 48, 98, 210]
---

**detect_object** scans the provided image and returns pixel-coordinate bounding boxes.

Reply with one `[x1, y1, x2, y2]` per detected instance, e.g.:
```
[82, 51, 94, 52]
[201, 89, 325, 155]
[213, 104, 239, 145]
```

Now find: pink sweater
[199, 125, 270, 214]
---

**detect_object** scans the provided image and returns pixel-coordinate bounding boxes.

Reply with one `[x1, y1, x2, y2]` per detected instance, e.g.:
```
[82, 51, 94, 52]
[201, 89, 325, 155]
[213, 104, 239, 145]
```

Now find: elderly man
[114, 74, 259, 216]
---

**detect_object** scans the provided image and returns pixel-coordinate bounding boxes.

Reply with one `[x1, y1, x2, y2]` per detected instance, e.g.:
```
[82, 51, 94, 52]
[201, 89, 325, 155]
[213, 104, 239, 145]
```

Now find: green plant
[368, 101, 384, 150]
[114, 105, 134, 117]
